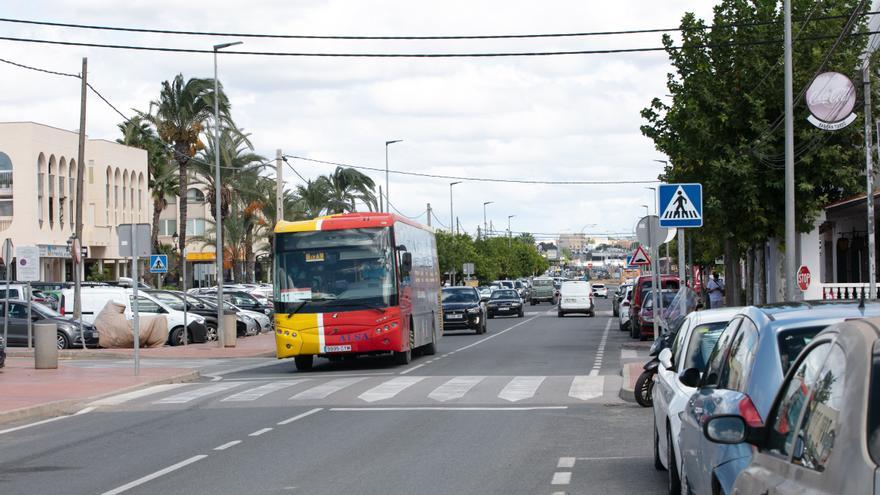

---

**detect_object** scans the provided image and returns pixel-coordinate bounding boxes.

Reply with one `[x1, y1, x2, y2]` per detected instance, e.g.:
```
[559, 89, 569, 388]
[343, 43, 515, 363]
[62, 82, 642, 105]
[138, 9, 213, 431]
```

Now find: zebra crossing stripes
[568, 376, 603, 401]
[154, 382, 241, 404]
[221, 380, 309, 402]
[358, 376, 427, 403]
[290, 377, 367, 400]
[498, 376, 546, 402]
[427, 376, 486, 402]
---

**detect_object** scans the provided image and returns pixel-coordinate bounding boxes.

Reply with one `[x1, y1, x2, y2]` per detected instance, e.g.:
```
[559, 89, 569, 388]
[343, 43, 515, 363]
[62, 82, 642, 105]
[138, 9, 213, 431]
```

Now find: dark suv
[442, 287, 487, 334]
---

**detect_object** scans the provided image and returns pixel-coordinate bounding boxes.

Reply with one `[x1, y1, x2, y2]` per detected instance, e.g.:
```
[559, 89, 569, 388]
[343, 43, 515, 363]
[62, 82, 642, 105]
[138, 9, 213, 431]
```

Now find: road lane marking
[249, 427, 273, 437]
[428, 376, 486, 402]
[574, 455, 652, 461]
[277, 407, 323, 425]
[588, 320, 611, 377]
[398, 363, 426, 375]
[221, 380, 308, 402]
[90, 384, 188, 406]
[498, 376, 545, 402]
[329, 406, 568, 411]
[214, 440, 241, 451]
[154, 382, 240, 404]
[621, 349, 638, 359]
[290, 377, 367, 400]
[551, 472, 572, 485]
[557, 457, 576, 468]
[101, 455, 208, 495]
[449, 316, 538, 354]
[358, 376, 427, 402]
[568, 376, 604, 401]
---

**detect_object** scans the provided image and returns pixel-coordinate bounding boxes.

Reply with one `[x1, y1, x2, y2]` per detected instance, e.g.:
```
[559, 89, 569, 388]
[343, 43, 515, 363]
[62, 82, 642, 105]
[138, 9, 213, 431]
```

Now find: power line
[286, 155, 660, 185]
[1, 12, 877, 41]
[386, 200, 426, 220]
[430, 210, 450, 230]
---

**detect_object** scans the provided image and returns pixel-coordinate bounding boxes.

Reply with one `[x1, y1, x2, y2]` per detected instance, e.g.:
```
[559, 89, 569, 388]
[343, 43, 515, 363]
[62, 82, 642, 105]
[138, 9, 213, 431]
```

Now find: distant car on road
[529, 277, 556, 305]
[442, 286, 487, 334]
[618, 286, 634, 331]
[557, 281, 594, 317]
[613, 283, 632, 316]
[592, 283, 608, 299]
[487, 289, 524, 318]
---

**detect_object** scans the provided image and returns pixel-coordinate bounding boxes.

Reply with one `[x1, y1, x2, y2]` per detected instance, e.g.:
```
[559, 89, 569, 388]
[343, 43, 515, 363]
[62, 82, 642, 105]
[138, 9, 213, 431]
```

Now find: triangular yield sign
[630, 245, 651, 265]
[661, 185, 701, 220]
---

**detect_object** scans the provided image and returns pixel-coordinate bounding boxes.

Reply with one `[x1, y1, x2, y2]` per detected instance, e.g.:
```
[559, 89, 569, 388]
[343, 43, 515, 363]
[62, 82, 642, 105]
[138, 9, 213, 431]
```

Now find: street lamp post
[508, 215, 516, 248]
[483, 201, 493, 237]
[450, 181, 461, 234]
[385, 140, 402, 213]
[213, 40, 241, 347]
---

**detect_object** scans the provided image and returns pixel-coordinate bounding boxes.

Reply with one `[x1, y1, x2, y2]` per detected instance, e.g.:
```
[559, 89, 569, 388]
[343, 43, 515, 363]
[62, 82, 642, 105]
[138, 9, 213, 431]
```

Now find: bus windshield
[275, 227, 397, 313]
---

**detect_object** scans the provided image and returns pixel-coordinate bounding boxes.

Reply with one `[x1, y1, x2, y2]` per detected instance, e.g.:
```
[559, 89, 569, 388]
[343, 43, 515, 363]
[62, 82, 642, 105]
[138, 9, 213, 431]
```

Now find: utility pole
[867, 68, 877, 299]
[378, 186, 383, 213]
[449, 181, 461, 234]
[74, 57, 87, 349]
[426, 203, 432, 227]
[456, 217, 461, 235]
[275, 149, 283, 224]
[783, 0, 797, 301]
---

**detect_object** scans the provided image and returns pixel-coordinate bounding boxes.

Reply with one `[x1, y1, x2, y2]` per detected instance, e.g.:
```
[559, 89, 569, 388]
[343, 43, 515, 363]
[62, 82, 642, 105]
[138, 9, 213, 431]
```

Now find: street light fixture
[213, 40, 242, 347]
[644, 186, 657, 215]
[508, 215, 516, 247]
[385, 140, 403, 213]
[483, 201, 494, 237]
[449, 181, 462, 234]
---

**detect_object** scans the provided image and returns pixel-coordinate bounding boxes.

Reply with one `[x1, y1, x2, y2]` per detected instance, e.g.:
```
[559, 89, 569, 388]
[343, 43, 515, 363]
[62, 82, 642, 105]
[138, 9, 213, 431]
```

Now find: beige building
[558, 233, 587, 254]
[0, 122, 149, 281]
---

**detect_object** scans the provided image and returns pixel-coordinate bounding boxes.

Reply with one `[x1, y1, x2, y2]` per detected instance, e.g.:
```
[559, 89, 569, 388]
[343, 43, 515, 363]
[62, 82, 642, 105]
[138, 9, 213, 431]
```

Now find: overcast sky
[0, 1, 717, 241]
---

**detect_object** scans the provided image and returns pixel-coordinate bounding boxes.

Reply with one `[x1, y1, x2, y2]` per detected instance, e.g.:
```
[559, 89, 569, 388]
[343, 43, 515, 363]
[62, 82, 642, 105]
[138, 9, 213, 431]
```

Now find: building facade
[0, 122, 149, 281]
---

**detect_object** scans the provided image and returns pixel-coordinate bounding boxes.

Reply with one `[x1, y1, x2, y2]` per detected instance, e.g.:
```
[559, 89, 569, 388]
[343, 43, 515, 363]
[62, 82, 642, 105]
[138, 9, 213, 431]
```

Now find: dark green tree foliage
[641, 0, 872, 262]
[436, 231, 549, 282]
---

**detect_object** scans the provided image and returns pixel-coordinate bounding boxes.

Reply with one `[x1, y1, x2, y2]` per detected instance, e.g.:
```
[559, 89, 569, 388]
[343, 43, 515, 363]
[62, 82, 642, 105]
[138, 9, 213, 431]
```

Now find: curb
[4, 348, 276, 360]
[618, 362, 640, 403]
[0, 369, 200, 426]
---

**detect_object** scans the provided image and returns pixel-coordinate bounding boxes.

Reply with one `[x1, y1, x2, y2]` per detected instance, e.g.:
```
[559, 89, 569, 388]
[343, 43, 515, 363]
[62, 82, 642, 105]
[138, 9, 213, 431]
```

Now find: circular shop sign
[806, 72, 855, 123]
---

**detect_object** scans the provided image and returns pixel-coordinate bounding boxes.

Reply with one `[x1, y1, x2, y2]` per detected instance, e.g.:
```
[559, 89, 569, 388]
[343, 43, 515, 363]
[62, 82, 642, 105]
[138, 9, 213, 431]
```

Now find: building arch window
[122, 170, 128, 222]
[105, 167, 111, 225]
[114, 168, 121, 225]
[58, 158, 67, 229]
[0, 152, 13, 217]
[137, 172, 145, 220]
[37, 153, 45, 227]
[186, 188, 205, 203]
[129, 171, 135, 222]
[68, 161, 76, 230]
[48, 155, 56, 228]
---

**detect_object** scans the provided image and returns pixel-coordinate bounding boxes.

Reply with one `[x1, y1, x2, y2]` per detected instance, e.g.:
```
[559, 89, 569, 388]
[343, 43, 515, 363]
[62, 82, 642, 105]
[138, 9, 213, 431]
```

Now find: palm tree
[139, 74, 231, 278]
[296, 179, 330, 219]
[192, 126, 265, 222]
[323, 167, 378, 213]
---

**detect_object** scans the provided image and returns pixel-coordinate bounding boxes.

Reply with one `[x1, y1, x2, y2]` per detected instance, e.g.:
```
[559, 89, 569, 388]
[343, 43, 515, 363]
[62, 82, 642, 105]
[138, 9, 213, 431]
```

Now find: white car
[592, 283, 608, 298]
[618, 286, 633, 331]
[650, 307, 741, 489]
[557, 281, 594, 317]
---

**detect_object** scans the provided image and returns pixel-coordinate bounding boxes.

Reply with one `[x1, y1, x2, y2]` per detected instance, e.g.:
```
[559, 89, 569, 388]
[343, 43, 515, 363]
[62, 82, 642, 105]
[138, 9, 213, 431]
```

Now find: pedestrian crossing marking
[498, 376, 546, 402]
[428, 376, 486, 402]
[358, 376, 427, 403]
[154, 382, 240, 404]
[290, 377, 367, 400]
[567, 376, 604, 401]
[221, 380, 309, 402]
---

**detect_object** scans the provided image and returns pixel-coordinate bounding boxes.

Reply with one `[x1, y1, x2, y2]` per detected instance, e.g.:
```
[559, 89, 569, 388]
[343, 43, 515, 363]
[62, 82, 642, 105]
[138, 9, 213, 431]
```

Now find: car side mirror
[703, 415, 747, 444]
[679, 367, 701, 387]
[658, 348, 673, 369]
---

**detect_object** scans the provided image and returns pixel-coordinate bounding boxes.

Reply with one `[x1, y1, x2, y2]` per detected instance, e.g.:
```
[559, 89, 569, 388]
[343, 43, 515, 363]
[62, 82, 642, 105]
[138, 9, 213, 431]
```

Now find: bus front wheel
[394, 348, 412, 365]
[294, 355, 314, 371]
[423, 324, 437, 356]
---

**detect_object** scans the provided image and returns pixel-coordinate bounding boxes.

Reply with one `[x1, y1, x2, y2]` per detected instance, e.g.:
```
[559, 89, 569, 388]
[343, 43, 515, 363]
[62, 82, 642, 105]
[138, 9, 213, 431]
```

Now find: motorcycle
[634, 287, 698, 407]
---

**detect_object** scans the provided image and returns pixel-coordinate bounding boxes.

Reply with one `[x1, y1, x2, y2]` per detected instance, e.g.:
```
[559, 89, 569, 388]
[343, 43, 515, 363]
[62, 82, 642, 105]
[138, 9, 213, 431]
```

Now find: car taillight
[738, 395, 763, 427]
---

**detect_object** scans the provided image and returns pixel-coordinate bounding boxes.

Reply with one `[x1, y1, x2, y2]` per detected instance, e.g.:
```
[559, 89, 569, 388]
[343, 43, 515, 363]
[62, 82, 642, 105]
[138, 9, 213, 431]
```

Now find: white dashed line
[589, 319, 611, 376]
[277, 407, 323, 425]
[557, 457, 576, 469]
[551, 472, 572, 485]
[101, 455, 208, 495]
[213, 440, 241, 451]
[249, 427, 273, 437]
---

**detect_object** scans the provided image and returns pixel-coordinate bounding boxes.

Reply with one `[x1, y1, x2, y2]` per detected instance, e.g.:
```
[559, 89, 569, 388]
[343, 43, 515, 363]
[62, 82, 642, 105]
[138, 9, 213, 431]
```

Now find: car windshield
[682, 321, 729, 370]
[32, 301, 61, 317]
[490, 290, 518, 300]
[533, 279, 553, 287]
[778, 326, 822, 373]
[593, 284, 605, 289]
[150, 292, 186, 311]
[443, 288, 479, 303]
[275, 227, 397, 313]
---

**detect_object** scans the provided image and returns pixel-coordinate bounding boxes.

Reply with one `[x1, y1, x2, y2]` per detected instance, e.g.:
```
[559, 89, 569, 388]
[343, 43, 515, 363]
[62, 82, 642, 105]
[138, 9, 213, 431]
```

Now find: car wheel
[394, 348, 412, 365]
[518, 310, 524, 318]
[557, 310, 564, 318]
[530, 299, 536, 306]
[667, 428, 681, 495]
[205, 323, 218, 342]
[169, 327, 187, 346]
[630, 322, 640, 339]
[488, 312, 494, 319]
[482, 318, 488, 334]
[654, 423, 666, 471]
[294, 355, 314, 371]
[56, 332, 70, 350]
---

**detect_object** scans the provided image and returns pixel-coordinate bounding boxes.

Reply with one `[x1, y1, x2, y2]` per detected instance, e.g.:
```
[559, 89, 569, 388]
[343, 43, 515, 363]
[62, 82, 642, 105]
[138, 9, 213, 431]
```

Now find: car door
[655, 315, 692, 455]
[5, 302, 30, 345]
[733, 340, 833, 495]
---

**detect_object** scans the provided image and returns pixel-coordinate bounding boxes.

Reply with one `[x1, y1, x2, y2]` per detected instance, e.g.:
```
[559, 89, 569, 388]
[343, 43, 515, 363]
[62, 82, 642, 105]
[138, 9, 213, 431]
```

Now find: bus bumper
[275, 310, 405, 359]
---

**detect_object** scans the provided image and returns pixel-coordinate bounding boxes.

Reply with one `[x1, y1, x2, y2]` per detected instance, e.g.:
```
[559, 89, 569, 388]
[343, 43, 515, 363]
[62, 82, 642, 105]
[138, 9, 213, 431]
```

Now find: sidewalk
[0, 333, 276, 425]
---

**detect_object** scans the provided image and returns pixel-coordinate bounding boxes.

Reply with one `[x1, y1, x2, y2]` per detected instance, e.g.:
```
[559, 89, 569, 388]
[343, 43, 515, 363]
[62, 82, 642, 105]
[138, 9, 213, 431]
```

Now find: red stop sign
[797, 265, 811, 292]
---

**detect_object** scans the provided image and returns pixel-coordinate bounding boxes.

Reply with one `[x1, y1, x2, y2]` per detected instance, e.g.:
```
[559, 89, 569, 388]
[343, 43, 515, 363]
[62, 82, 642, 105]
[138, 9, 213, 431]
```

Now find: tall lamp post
[213, 40, 241, 347]
[450, 181, 461, 234]
[483, 201, 494, 237]
[385, 140, 402, 212]
[507, 215, 516, 248]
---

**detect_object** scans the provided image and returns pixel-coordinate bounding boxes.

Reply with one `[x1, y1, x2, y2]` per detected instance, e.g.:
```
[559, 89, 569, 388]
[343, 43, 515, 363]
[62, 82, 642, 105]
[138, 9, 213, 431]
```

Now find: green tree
[322, 166, 378, 214]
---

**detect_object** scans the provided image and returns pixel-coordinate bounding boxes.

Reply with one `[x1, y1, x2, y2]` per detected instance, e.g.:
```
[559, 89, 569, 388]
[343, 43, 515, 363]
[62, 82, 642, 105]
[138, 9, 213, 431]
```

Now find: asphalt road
[0, 295, 665, 495]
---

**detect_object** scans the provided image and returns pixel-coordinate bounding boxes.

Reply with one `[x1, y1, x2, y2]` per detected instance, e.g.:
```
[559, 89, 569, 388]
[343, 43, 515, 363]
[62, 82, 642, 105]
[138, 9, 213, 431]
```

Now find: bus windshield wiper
[285, 297, 333, 318]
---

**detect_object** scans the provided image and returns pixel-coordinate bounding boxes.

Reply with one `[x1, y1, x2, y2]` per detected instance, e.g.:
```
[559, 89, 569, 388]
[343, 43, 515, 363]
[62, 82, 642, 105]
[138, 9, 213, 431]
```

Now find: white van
[60, 287, 208, 345]
[557, 280, 595, 317]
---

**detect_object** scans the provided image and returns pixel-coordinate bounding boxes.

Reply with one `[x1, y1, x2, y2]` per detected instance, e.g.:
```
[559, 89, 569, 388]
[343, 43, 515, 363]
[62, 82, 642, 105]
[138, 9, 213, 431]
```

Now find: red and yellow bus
[274, 212, 442, 370]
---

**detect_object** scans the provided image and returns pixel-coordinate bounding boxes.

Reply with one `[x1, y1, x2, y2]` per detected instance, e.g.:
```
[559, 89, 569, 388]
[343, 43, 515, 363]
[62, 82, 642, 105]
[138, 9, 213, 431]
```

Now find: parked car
[612, 284, 631, 316]
[702, 317, 880, 494]
[635, 289, 678, 340]
[618, 286, 634, 331]
[529, 277, 556, 305]
[145, 290, 220, 342]
[630, 275, 681, 338]
[198, 289, 272, 316]
[441, 286, 487, 334]
[477, 286, 494, 301]
[196, 295, 262, 336]
[59, 287, 208, 345]
[0, 299, 99, 349]
[513, 280, 530, 300]
[0, 334, 5, 367]
[591, 283, 608, 299]
[651, 307, 741, 492]
[486, 289, 524, 318]
[558, 280, 594, 317]
[677, 301, 880, 495]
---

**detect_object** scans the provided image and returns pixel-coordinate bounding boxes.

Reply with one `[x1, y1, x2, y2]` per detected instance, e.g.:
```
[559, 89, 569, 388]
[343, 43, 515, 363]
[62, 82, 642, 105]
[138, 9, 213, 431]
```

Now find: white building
[0, 122, 149, 281]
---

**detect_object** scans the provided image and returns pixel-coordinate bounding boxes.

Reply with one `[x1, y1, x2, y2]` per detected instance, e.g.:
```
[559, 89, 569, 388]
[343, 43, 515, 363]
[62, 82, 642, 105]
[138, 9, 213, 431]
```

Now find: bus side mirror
[401, 252, 413, 275]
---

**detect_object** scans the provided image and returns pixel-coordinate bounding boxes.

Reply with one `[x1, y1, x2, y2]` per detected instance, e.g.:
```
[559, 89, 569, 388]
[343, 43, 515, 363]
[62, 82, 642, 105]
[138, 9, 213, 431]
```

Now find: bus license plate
[324, 345, 351, 353]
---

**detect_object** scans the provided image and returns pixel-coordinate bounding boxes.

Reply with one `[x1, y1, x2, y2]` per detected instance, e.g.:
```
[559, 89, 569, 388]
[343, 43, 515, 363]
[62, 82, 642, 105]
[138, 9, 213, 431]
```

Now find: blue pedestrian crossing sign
[658, 183, 703, 228]
[149, 254, 168, 273]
